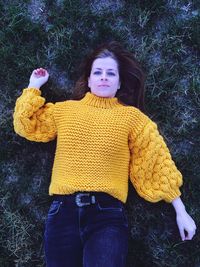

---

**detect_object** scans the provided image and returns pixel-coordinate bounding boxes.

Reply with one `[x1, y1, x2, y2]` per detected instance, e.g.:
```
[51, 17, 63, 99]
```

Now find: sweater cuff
[23, 88, 41, 95]
[164, 188, 182, 203]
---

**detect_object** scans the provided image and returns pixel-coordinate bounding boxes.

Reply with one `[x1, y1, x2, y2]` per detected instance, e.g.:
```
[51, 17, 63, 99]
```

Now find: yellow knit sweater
[13, 88, 183, 203]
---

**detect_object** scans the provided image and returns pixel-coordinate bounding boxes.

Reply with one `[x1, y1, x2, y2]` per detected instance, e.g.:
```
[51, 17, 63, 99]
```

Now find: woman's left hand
[176, 210, 197, 241]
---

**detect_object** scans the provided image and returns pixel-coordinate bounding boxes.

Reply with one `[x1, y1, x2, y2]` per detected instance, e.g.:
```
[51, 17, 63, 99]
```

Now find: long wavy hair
[71, 41, 146, 112]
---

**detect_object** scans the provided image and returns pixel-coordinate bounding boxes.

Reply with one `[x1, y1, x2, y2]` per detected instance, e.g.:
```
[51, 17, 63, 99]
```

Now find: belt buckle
[75, 193, 95, 207]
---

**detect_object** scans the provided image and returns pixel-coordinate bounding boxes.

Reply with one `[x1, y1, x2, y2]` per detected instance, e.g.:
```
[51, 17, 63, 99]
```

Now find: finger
[39, 68, 46, 75]
[185, 235, 193, 240]
[41, 69, 46, 76]
[38, 70, 43, 76]
[36, 68, 43, 72]
[35, 72, 40, 76]
[185, 229, 196, 240]
[34, 69, 40, 74]
[33, 68, 47, 77]
[179, 227, 185, 241]
[188, 230, 196, 240]
[33, 69, 43, 77]
[39, 68, 45, 72]
[42, 69, 48, 76]
[44, 69, 49, 76]
[186, 234, 192, 240]
[33, 70, 39, 76]
[35, 69, 43, 76]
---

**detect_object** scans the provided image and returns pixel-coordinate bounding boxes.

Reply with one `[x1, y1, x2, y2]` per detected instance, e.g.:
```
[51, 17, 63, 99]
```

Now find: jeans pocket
[97, 200, 128, 227]
[48, 200, 62, 217]
[97, 200, 123, 211]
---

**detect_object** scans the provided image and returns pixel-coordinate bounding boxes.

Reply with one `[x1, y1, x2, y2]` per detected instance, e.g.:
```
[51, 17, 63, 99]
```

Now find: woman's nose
[101, 72, 108, 80]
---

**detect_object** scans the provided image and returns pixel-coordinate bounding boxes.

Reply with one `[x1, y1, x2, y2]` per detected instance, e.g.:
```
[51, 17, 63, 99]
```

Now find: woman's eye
[93, 71, 116, 76]
[93, 71, 101, 75]
[107, 72, 115, 76]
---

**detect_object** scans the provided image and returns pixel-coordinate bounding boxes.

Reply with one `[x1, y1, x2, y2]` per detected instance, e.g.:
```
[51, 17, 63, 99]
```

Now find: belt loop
[91, 195, 95, 204]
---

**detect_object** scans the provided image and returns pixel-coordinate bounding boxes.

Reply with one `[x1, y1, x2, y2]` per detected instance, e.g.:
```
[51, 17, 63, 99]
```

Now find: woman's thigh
[83, 225, 128, 267]
[82, 195, 129, 267]
[44, 200, 83, 267]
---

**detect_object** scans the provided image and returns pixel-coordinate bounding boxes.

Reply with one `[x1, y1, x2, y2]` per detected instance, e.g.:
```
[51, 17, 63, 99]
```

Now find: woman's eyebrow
[93, 68, 116, 71]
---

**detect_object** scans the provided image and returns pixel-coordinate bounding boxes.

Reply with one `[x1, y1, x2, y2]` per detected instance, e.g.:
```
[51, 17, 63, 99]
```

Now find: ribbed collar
[80, 92, 122, 109]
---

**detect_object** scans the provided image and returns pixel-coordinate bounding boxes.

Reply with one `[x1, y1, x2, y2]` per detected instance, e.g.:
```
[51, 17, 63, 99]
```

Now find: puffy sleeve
[128, 113, 183, 203]
[13, 88, 57, 142]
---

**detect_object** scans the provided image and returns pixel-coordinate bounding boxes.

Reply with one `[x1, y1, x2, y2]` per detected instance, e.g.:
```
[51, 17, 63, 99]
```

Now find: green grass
[0, 0, 200, 266]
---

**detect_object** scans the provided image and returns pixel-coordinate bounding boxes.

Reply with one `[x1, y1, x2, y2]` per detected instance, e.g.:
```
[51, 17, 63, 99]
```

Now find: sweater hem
[49, 183, 127, 203]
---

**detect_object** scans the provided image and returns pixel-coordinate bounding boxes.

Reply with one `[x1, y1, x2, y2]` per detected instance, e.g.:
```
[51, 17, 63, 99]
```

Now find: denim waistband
[52, 191, 123, 207]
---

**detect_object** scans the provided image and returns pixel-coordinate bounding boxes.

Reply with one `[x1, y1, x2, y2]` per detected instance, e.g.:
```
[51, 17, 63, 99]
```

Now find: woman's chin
[92, 91, 114, 98]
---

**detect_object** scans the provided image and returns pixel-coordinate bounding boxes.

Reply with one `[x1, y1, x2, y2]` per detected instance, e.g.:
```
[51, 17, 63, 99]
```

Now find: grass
[0, 0, 200, 266]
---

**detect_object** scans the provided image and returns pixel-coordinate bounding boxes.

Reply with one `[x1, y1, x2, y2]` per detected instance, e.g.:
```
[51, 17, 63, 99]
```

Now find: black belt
[52, 191, 122, 208]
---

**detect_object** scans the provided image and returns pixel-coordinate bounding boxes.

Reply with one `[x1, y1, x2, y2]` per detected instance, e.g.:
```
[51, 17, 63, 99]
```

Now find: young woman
[13, 41, 196, 267]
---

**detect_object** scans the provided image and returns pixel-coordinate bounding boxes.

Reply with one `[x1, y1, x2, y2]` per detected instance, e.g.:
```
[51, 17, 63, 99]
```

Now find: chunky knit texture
[13, 88, 183, 203]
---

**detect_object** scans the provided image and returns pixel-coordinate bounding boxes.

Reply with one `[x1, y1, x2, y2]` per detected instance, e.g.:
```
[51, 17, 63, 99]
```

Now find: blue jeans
[44, 191, 129, 267]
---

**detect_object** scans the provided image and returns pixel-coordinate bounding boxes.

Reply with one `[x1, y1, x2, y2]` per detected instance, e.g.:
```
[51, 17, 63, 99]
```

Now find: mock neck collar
[80, 92, 122, 109]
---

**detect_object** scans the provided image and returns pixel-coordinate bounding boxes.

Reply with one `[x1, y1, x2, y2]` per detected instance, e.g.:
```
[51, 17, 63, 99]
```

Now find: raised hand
[28, 68, 49, 89]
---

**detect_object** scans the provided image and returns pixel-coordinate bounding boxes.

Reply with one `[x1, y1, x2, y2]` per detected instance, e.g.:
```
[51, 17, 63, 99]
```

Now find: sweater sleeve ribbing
[128, 115, 183, 203]
[13, 88, 57, 142]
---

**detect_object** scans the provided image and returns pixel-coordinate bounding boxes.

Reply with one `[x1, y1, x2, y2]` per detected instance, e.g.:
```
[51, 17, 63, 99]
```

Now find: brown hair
[71, 41, 146, 112]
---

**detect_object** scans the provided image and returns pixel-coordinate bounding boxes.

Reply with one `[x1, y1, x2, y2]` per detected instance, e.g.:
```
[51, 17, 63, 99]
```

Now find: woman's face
[88, 57, 121, 98]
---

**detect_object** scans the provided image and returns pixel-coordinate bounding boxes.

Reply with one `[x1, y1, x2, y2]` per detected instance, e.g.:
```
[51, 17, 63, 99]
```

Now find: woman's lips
[98, 85, 110, 87]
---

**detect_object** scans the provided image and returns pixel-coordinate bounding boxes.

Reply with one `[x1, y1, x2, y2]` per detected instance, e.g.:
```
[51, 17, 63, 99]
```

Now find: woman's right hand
[28, 68, 49, 89]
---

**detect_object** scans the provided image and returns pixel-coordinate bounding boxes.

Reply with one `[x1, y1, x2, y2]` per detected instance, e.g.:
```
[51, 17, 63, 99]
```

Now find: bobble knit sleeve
[128, 113, 183, 203]
[13, 88, 57, 142]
